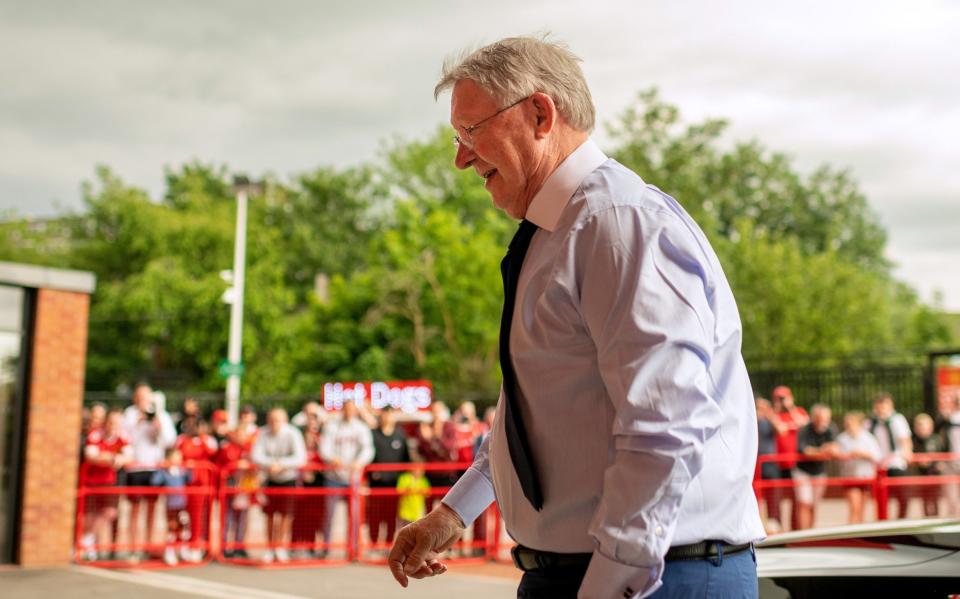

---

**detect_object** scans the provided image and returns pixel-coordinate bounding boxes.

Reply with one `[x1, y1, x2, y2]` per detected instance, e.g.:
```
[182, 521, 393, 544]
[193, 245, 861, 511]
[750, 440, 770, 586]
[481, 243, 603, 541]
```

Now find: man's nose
[454, 142, 475, 170]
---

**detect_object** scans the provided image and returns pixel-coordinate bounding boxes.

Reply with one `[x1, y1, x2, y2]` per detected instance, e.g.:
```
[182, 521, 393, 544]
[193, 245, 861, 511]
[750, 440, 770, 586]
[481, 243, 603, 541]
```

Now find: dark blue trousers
[516, 546, 757, 599]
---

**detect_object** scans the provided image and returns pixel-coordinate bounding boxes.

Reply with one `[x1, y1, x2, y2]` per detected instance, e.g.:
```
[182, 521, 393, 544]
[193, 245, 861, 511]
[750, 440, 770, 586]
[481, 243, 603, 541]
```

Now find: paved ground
[0, 562, 520, 599]
[7, 496, 952, 598]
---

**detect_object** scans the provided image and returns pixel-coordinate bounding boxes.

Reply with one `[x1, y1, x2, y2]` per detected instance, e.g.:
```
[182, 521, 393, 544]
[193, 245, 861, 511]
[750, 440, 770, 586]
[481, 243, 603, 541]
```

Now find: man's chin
[490, 195, 523, 220]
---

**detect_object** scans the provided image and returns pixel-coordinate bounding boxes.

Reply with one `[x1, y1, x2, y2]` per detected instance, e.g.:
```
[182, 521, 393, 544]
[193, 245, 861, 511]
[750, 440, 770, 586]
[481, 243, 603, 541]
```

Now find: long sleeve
[442, 418, 496, 525]
[865, 434, 883, 462]
[250, 430, 269, 467]
[320, 421, 337, 463]
[276, 427, 307, 469]
[575, 207, 725, 599]
[158, 411, 177, 449]
[122, 406, 140, 437]
[355, 423, 375, 466]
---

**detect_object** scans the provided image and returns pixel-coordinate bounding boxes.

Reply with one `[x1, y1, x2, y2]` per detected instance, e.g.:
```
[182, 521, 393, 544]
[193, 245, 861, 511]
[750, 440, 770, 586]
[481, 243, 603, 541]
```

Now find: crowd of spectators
[78, 378, 959, 560]
[756, 386, 960, 532]
[78, 383, 492, 564]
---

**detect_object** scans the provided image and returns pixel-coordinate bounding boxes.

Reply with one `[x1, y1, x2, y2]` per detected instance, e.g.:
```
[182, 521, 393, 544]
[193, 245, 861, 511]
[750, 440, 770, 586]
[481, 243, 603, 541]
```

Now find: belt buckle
[511, 546, 534, 572]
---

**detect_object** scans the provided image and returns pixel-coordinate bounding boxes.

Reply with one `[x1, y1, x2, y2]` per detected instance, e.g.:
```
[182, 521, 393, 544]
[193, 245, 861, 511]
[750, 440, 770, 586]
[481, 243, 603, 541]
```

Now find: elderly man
[388, 36, 764, 598]
[793, 404, 839, 529]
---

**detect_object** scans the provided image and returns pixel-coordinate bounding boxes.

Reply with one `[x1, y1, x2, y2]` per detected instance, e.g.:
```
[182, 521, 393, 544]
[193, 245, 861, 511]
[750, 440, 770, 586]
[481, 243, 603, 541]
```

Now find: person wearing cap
[388, 36, 764, 599]
[770, 385, 808, 531]
[210, 409, 231, 446]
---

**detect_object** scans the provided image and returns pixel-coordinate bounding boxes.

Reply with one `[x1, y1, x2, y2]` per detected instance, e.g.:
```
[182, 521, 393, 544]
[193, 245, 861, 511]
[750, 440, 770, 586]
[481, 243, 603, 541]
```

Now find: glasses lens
[453, 133, 473, 150]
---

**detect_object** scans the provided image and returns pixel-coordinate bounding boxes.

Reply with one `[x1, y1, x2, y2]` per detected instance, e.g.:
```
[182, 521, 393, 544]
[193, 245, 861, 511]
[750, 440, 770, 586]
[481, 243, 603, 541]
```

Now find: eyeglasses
[453, 95, 530, 150]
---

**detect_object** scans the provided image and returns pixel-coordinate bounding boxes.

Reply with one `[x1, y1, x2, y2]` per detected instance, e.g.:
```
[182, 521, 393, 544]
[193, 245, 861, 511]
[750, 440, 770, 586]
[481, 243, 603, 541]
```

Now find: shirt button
[655, 526, 664, 537]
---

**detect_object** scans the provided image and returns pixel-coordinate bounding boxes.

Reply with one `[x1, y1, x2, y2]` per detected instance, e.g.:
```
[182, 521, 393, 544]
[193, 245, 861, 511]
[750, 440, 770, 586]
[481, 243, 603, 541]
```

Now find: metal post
[225, 187, 248, 428]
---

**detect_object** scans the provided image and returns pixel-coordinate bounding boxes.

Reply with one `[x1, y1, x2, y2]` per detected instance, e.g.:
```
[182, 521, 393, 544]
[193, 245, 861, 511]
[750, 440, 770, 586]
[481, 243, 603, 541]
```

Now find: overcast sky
[1, 1, 958, 309]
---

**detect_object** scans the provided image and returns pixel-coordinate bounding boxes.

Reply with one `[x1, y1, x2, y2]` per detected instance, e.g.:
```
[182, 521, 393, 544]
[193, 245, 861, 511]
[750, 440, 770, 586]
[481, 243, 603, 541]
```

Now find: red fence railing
[75, 452, 960, 567]
[754, 451, 960, 524]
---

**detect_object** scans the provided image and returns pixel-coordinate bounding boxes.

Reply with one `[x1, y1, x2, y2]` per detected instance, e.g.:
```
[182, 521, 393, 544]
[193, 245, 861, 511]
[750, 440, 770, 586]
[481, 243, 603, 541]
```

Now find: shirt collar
[524, 139, 607, 232]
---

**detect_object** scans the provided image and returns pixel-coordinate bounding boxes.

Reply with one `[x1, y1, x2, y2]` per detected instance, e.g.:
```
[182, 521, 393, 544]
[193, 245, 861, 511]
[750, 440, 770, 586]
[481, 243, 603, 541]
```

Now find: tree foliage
[0, 92, 950, 404]
[608, 90, 889, 273]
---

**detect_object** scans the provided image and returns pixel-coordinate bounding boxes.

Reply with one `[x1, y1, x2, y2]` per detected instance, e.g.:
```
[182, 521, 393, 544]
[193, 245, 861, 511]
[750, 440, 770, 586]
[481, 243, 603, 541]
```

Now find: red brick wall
[19, 289, 90, 566]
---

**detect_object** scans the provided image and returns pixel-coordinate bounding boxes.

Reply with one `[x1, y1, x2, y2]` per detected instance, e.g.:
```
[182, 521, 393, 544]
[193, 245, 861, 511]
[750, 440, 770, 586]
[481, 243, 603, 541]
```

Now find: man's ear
[530, 92, 557, 139]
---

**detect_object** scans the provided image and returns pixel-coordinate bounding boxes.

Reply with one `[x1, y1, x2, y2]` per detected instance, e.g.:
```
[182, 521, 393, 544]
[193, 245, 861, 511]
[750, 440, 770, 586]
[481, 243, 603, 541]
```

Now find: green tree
[608, 89, 889, 273]
[0, 90, 949, 402]
[277, 130, 512, 402]
[714, 219, 947, 367]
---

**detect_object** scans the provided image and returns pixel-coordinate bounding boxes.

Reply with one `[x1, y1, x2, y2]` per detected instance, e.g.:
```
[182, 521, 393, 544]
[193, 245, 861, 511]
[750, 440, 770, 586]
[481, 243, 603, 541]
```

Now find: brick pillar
[19, 289, 90, 566]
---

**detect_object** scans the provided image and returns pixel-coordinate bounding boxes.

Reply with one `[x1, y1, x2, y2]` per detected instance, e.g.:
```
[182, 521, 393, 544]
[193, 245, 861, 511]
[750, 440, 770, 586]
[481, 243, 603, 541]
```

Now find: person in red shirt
[292, 414, 326, 559]
[444, 401, 488, 464]
[771, 385, 809, 531]
[80, 410, 132, 560]
[174, 418, 217, 561]
[411, 407, 455, 514]
[218, 424, 257, 559]
[442, 401, 489, 554]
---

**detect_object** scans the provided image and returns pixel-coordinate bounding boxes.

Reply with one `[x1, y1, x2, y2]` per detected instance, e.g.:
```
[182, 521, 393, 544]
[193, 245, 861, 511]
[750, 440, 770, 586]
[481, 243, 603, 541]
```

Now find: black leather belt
[665, 540, 753, 562]
[511, 546, 591, 572]
[511, 541, 753, 572]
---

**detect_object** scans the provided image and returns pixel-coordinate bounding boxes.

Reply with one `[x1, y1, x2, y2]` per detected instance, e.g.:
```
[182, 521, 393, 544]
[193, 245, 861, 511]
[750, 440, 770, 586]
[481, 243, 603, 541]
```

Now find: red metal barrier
[489, 503, 515, 564]
[874, 452, 960, 521]
[218, 463, 354, 567]
[75, 461, 218, 568]
[754, 451, 960, 530]
[85, 450, 953, 568]
[357, 462, 495, 564]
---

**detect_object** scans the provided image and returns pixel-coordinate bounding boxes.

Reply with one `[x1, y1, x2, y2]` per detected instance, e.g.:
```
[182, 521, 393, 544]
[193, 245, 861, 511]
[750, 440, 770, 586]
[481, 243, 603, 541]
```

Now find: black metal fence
[82, 390, 314, 420]
[85, 367, 929, 423]
[84, 350, 960, 423]
[749, 364, 927, 419]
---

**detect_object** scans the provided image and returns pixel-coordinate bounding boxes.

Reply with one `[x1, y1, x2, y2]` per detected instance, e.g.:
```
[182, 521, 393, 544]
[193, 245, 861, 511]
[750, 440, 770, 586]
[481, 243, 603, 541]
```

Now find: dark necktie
[882, 418, 896, 453]
[499, 219, 544, 511]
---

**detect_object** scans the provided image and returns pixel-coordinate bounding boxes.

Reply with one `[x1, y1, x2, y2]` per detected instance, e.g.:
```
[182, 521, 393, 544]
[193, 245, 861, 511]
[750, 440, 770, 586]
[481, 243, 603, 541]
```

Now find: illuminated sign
[322, 380, 432, 414]
[938, 366, 960, 404]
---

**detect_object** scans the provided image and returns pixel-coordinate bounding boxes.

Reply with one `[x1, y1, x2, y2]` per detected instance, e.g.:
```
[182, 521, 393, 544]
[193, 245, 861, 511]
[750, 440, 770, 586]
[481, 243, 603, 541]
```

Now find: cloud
[0, 0, 957, 309]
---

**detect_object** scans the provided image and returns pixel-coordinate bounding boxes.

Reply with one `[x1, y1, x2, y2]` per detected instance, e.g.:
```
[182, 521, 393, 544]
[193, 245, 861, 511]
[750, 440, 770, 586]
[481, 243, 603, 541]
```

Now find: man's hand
[388, 503, 465, 588]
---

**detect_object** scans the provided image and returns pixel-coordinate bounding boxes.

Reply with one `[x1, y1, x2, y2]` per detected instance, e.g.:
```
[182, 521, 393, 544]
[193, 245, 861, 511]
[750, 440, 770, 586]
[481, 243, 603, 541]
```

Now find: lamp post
[223, 175, 262, 427]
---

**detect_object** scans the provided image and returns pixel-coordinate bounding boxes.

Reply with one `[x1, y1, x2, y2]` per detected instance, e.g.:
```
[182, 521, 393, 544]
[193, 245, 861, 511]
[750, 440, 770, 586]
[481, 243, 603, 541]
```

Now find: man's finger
[402, 531, 435, 575]
[388, 534, 412, 587]
[408, 560, 447, 579]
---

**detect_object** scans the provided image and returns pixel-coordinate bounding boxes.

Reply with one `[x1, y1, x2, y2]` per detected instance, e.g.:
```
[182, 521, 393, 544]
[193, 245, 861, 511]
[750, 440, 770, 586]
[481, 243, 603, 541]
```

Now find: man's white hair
[434, 35, 596, 133]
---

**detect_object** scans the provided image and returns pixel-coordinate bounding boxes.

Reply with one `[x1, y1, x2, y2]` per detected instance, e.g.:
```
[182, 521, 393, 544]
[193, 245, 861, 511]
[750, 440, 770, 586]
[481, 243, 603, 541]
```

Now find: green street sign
[218, 359, 245, 378]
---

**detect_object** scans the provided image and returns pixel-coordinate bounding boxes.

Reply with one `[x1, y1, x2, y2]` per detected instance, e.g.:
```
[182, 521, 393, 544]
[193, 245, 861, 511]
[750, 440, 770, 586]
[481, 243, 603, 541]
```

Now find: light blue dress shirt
[442, 139, 765, 599]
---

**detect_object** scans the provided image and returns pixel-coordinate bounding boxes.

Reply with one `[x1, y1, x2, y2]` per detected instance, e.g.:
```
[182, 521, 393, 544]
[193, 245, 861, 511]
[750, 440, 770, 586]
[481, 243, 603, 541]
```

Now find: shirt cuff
[578, 550, 660, 599]
[440, 467, 495, 526]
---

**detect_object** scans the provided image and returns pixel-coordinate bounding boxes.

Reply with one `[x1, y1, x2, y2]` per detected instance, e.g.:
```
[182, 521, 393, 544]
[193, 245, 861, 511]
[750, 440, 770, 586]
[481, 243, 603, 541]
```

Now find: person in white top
[251, 408, 307, 563]
[866, 393, 913, 519]
[836, 412, 882, 523]
[320, 400, 374, 552]
[388, 36, 764, 599]
[121, 383, 176, 561]
[937, 393, 960, 516]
